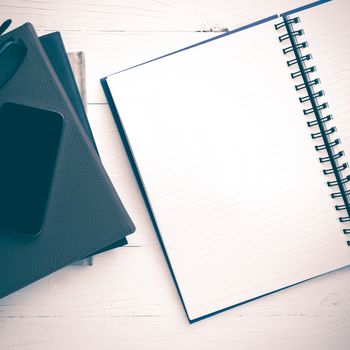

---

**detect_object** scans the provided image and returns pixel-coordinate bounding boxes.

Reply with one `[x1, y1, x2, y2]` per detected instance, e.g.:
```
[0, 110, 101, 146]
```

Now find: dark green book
[39, 32, 129, 263]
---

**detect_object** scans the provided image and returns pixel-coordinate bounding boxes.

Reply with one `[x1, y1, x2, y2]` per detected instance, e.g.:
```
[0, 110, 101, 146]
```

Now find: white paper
[106, 3, 350, 321]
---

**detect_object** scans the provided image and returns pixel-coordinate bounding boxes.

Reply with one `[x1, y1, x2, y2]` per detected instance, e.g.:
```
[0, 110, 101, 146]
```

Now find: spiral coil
[275, 16, 350, 246]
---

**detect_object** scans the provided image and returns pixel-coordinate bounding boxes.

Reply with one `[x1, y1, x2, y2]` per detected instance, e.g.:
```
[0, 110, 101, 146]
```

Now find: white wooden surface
[0, 1, 349, 349]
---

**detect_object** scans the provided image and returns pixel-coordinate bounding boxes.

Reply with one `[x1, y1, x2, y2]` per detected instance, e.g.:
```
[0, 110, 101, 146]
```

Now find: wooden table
[0, 1, 349, 349]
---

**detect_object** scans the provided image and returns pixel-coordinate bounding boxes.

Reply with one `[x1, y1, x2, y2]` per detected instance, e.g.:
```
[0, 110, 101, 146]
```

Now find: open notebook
[102, 0, 350, 322]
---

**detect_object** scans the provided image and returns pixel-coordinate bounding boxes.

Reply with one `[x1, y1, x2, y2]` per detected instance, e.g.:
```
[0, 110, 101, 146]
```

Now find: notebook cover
[39, 32, 128, 254]
[39, 33, 97, 151]
[0, 22, 135, 299]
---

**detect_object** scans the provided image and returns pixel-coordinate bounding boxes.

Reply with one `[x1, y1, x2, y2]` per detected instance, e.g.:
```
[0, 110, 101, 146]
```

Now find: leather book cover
[39, 32, 128, 258]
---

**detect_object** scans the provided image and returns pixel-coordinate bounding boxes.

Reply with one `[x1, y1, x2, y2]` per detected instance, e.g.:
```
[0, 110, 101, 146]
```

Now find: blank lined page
[300, 0, 350, 181]
[107, 15, 350, 321]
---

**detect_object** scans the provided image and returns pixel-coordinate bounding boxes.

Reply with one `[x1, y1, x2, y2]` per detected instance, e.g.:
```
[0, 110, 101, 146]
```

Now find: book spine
[275, 16, 350, 246]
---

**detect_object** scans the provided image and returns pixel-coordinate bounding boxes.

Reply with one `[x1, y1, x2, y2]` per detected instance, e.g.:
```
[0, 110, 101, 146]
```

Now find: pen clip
[0, 19, 12, 36]
[0, 19, 27, 88]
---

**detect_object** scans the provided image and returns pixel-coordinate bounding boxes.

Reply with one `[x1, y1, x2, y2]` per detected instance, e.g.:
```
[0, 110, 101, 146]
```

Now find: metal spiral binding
[275, 16, 350, 246]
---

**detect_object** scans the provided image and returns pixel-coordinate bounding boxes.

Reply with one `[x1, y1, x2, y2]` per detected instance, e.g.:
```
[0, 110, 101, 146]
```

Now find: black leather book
[39, 32, 128, 253]
[0, 22, 135, 299]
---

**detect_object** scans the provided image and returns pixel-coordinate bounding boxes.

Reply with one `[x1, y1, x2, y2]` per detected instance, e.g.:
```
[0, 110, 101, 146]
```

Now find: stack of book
[0, 21, 135, 298]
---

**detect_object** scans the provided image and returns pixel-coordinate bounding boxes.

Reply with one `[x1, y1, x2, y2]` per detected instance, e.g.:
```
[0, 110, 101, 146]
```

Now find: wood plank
[0, 0, 312, 32]
[0, 261, 349, 349]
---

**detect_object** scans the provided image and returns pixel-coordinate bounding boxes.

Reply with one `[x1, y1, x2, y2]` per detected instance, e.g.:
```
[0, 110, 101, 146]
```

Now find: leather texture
[0, 23, 135, 299]
[39, 31, 128, 252]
